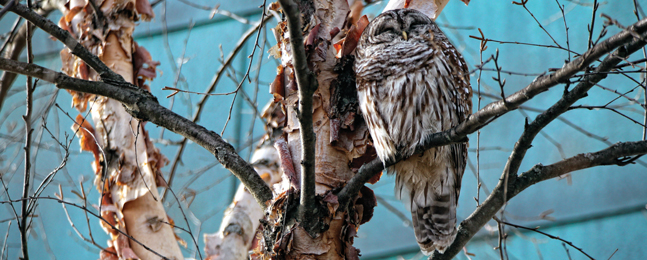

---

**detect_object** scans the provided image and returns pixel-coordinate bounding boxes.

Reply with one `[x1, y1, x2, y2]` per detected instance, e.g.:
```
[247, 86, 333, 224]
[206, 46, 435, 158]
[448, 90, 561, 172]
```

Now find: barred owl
[355, 9, 472, 254]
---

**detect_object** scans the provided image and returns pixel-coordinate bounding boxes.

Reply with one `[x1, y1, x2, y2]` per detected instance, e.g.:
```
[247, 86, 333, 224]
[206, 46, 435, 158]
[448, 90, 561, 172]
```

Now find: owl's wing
[435, 32, 472, 203]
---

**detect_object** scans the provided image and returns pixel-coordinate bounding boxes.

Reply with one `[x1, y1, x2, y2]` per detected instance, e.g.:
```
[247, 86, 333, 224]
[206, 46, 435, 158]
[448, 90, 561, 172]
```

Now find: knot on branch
[121, 89, 158, 122]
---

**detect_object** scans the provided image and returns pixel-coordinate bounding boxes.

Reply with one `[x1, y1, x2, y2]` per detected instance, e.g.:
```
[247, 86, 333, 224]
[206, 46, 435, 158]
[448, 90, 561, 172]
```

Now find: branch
[433, 141, 647, 260]
[277, 0, 319, 223]
[496, 219, 594, 260]
[0, 58, 274, 209]
[204, 143, 282, 259]
[431, 27, 647, 259]
[2, 0, 276, 210]
[499, 15, 647, 210]
[2, 0, 124, 82]
[162, 13, 272, 201]
[1, 196, 171, 260]
[19, 11, 34, 260]
[337, 16, 647, 210]
[0, 4, 55, 115]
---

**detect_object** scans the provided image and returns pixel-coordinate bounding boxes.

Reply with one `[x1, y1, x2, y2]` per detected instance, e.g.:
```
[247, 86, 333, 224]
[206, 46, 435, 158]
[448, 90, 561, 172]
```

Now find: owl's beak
[402, 31, 408, 40]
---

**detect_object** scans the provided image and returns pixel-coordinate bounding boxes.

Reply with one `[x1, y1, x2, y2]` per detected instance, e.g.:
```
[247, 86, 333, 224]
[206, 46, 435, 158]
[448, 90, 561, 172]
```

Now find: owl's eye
[409, 19, 428, 29]
[409, 22, 425, 29]
[376, 25, 398, 37]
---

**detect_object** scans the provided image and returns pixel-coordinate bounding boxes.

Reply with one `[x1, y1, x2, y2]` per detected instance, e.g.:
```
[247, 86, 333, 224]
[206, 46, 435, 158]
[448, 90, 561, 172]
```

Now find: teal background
[1, 0, 646, 259]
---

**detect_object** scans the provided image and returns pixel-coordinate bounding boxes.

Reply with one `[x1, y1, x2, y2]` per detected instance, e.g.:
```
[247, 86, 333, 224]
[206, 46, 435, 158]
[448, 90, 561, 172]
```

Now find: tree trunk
[253, 0, 456, 259]
[204, 139, 282, 260]
[257, 0, 375, 258]
[59, 0, 183, 258]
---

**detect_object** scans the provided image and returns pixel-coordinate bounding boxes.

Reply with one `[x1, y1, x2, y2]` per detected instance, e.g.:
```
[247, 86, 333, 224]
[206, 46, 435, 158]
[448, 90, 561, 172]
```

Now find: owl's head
[358, 9, 437, 48]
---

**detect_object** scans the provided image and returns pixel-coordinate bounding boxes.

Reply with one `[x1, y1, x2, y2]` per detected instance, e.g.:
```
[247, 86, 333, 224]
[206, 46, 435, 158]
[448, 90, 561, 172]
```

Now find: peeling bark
[60, 0, 182, 258]
[258, 0, 377, 259]
[257, 1, 460, 259]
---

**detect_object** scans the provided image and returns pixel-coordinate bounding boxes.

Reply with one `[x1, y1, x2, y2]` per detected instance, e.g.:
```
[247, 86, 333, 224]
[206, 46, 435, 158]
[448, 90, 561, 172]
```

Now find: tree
[0, 0, 646, 259]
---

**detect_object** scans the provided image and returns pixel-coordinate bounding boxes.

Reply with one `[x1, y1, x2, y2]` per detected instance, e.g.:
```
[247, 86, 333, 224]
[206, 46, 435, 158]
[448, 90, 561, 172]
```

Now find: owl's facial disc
[401, 11, 432, 36]
[374, 22, 400, 37]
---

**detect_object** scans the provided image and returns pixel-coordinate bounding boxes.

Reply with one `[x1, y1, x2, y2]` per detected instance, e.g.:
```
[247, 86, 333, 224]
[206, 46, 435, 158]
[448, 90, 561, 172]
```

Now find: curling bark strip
[55, 0, 184, 258]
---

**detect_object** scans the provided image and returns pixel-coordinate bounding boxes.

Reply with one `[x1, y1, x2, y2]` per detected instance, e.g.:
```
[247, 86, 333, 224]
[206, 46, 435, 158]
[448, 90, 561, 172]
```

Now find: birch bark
[60, 0, 183, 258]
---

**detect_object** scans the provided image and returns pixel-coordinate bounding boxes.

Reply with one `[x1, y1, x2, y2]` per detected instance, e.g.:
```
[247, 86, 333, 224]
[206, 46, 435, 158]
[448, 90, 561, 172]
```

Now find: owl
[354, 9, 472, 254]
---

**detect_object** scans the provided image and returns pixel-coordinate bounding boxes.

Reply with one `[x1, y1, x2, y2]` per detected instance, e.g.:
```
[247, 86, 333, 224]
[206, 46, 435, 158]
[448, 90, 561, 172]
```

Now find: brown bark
[257, 0, 375, 259]
[254, 1, 460, 259]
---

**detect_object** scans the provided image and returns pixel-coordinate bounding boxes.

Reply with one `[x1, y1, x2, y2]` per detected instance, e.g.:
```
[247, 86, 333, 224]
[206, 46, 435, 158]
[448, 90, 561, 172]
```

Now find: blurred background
[1, 0, 646, 259]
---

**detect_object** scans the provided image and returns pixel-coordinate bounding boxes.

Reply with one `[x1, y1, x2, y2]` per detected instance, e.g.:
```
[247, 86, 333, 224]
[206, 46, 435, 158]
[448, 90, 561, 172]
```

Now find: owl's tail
[395, 166, 459, 255]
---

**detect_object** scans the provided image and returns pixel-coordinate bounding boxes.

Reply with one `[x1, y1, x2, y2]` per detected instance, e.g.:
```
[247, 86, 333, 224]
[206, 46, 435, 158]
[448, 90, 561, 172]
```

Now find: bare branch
[19, 13, 34, 260]
[1, 221, 11, 260]
[430, 140, 647, 260]
[432, 19, 647, 259]
[338, 17, 647, 209]
[56, 185, 104, 251]
[163, 14, 272, 201]
[0, 5, 54, 115]
[496, 218, 594, 260]
[277, 0, 319, 224]
[1, 196, 171, 259]
[0, 57, 274, 209]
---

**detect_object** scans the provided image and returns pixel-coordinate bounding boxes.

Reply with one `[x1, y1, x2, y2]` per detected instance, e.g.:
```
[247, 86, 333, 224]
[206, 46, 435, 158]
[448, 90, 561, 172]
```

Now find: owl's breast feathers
[355, 35, 471, 162]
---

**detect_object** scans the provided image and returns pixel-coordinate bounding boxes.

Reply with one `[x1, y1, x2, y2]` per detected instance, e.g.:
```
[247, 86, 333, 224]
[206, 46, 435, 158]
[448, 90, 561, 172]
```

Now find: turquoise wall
[1, 0, 645, 259]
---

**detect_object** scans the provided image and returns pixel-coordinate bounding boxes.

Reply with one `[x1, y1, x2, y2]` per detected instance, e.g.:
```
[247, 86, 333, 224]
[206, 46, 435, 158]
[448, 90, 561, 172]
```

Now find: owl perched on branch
[354, 9, 472, 254]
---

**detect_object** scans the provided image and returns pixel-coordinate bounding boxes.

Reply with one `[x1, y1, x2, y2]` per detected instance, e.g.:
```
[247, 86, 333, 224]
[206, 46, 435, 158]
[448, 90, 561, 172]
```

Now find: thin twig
[556, 0, 572, 62]
[516, 0, 564, 48]
[1, 221, 11, 260]
[0, 16, 21, 54]
[432, 22, 647, 259]
[588, 0, 599, 49]
[569, 105, 646, 127]
[162, 13, 272, 202]
[175, 0, 250, 24]
[19, 11, 34, 259]
[476, 28, 487, 206]
[563, 243, 573, 260]
[496, 219, 506, 260]
[55, 185, 104, 251]
[0, 57, 274, 209]
[497, 219, 594, 260]
[1, 196, 171, 259]
[159, 178, 203, 260]
[338, 17, 647, 211]
[0, 4, 55, 116]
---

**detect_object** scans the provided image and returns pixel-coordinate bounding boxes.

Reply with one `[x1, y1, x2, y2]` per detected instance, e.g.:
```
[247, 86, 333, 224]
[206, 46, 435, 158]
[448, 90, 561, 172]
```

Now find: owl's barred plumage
[354, 9, 472, 255]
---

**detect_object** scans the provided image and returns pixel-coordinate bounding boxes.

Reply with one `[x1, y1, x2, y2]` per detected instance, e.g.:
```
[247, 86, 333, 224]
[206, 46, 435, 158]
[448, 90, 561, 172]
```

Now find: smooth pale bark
[383, 0, 450, 19]
[204, 143, 282, 259]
